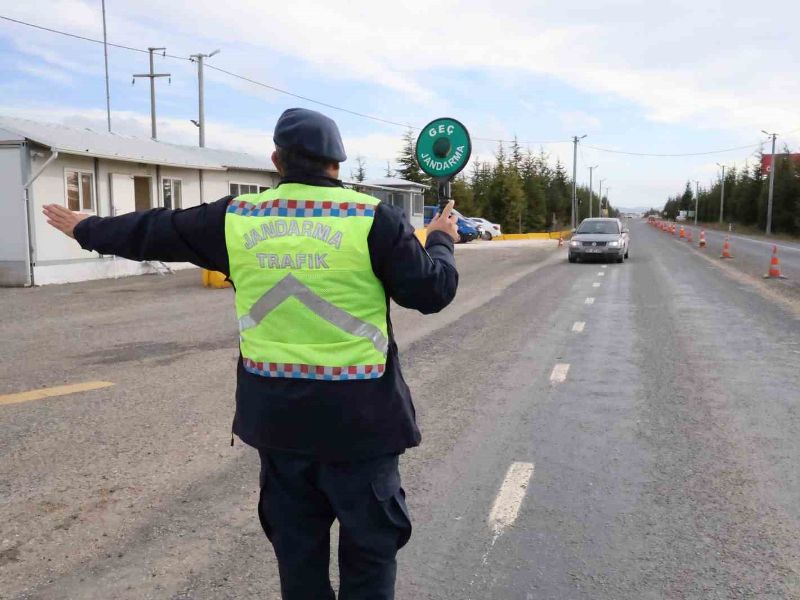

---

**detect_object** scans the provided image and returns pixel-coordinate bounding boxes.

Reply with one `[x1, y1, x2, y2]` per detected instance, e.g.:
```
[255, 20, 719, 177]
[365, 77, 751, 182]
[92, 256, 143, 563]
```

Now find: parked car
[423, 205, 437, 226]
[423, 206, 480, 243]
[468, 217, 502, 240]
[568, 218, 630, 263]
[452, 209, 480, 243]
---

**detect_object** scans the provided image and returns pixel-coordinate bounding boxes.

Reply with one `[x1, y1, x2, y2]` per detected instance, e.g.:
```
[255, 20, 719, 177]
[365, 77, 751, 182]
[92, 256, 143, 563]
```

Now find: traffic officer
[43, 107, 459, 600]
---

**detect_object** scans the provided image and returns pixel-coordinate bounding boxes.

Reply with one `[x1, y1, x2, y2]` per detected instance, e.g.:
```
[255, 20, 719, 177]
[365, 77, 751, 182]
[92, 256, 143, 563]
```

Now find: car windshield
[577, 221, 620, 235]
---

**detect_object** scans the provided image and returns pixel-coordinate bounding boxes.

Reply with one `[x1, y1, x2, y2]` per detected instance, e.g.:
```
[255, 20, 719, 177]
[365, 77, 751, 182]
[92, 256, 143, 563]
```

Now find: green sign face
[415, 117, 471, 179]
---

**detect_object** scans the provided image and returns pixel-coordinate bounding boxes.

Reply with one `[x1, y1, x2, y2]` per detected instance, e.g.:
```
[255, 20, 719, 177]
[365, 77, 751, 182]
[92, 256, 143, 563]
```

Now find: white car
[469, 217, 502, 240]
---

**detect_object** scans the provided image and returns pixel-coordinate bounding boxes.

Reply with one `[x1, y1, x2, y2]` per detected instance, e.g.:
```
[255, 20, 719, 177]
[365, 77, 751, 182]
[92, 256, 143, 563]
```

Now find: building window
[65, 170, 95, 212]
[230, 182, 266, 196]
[388, 192, 405, 209]
[412, 192, 423, 215]
[162, 178, 182, 209]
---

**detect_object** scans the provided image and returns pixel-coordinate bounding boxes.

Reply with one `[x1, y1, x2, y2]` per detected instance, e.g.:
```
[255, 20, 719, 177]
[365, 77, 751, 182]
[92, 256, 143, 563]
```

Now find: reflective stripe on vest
[225, 183, 388, 380]
[238, 273, 389, 355]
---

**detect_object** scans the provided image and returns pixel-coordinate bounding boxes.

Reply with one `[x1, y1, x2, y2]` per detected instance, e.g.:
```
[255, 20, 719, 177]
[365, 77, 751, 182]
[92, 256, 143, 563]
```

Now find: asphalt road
[656, 223, 800, 299]
[2, 224, 800, 599]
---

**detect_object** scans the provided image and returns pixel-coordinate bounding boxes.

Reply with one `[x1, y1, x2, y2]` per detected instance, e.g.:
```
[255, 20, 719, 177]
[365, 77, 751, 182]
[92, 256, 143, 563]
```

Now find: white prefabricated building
[0, 116, 426, 287]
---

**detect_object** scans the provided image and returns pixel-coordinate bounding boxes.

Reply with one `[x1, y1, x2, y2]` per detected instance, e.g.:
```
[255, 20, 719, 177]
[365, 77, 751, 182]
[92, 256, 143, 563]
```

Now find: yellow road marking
[0, 381, 115, 406]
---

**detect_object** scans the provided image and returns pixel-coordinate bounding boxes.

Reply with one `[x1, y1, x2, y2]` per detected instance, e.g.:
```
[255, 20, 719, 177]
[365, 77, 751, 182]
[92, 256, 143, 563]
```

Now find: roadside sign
[415, 118, 472, 179]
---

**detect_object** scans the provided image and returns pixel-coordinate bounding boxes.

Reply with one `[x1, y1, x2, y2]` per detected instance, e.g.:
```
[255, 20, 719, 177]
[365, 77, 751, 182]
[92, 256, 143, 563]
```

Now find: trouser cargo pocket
[371, 468, 412, 550]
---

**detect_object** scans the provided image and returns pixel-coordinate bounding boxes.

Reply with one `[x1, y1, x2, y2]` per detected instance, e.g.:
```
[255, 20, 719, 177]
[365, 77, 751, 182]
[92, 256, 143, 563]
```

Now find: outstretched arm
[369, 200, 459, 314]
[43, 198, 231, 275]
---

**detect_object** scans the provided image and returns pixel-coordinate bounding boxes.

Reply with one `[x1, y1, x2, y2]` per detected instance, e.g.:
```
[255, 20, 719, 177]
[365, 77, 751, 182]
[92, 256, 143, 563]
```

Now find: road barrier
[764, 245, 788, 279]
[202, 269, 232, 288]
[721, 237, 733, 259]
[494, 230, 572, 241]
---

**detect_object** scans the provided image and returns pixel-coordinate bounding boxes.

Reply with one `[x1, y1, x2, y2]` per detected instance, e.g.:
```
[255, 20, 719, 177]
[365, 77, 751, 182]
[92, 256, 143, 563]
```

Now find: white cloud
[5, 0, 800, 135]
[15, 62, 73, 84]
[4, 0, 800, 209]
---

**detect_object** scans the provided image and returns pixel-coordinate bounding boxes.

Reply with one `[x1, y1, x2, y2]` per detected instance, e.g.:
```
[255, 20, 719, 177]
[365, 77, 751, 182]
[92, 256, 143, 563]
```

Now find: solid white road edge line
[593, 282, 601, 287]
[572, 321, 585, 332]
[598, 272, 605, 276]
[585, 297, 595, 304]
[487, 462, 535, 537]
[549, 363, 570, 383]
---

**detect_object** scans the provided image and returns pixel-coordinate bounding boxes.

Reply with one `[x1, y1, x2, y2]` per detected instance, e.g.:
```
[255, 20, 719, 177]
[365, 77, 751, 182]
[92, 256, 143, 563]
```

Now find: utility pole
[571, 134, 586, 229]
[761, 130, 778, 235]
[101, 0, 111, 132]
[604, 187, 610, 216]
[190, 49, 220, 147]
[598, 179, 606, 216]
[588, 165, 598, 218]
[694, 180, 700, 225]
[716, 163, 726, 223]
[133, 47, 170, 140]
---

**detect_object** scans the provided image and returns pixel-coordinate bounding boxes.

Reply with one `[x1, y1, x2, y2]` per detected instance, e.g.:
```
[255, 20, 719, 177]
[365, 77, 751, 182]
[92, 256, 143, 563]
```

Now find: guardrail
[494, 230, 572, 241]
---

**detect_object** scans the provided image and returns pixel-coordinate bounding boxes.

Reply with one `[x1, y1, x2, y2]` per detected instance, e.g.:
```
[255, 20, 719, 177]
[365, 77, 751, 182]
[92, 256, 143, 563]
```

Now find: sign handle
[437, 178, 452, 214]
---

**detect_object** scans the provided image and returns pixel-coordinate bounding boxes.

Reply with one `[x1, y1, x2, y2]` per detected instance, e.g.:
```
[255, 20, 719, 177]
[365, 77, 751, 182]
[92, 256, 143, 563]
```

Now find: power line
[0, 15, 187, 61]
[0, 14, 789, 158]
[202, 63, 414, 129]
[583, 142, 763, 157]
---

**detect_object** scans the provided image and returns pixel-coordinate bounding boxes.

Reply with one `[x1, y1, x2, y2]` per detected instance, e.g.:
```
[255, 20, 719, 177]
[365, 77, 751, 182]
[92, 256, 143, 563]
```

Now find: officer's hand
[426, 200, 459, 242]
[43, 204, 90, 239]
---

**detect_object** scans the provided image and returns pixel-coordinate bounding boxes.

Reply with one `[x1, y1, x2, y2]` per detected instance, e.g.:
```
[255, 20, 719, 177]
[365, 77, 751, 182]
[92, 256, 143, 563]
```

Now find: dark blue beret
[273, 108, 347, 163]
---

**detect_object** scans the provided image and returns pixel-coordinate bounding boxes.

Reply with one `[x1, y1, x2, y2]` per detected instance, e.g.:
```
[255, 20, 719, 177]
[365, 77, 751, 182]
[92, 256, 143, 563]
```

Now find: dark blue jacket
[74, 175, 458, 461]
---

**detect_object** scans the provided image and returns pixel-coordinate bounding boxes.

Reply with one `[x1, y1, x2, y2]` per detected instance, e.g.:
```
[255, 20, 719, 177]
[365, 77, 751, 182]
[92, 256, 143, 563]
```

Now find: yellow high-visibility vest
[225, 183, 388, 380]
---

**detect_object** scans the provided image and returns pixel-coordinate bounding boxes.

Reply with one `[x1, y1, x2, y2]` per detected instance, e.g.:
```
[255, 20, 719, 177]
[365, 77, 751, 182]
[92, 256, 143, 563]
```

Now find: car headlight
[608, 240, 621, 247]
[570, 240, 580, 247]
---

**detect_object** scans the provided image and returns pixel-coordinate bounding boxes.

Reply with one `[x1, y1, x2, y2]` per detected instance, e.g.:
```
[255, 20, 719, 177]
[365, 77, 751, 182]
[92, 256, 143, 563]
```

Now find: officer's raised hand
[426, 200, 459, 242]
[43, 204, 89, 239]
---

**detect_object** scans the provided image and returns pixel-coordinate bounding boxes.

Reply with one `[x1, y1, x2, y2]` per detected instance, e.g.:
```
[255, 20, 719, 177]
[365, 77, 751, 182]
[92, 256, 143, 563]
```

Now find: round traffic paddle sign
[415, 117, 472, 179]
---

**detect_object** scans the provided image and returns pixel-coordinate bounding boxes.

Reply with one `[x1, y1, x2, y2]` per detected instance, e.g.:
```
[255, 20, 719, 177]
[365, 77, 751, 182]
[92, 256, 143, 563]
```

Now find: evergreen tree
[451, 176, 477, 216]
[396, 128, 427, 184]
[353, 156, 367, 183]
[504, 170, 525, 232]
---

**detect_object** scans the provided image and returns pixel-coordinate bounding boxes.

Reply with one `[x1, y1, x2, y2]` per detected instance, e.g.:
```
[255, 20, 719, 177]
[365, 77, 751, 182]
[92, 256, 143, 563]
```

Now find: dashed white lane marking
[572, 321, 585, 332]
[488, 462, 535, 536]
[598, 272, 605, 276]
[549, 363, 570, 383]
[601, 265, 607, 269]
[469, 461, 536, 593]
[585, 297, 595, 304]
[592, 282, 601, 287]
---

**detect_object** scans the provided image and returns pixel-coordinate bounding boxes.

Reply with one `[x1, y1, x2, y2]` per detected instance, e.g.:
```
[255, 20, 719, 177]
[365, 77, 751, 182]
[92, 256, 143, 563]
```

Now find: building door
[0, 144, 31, 286]
[110, 173, 135, 215]
[134, 176, 152, 211]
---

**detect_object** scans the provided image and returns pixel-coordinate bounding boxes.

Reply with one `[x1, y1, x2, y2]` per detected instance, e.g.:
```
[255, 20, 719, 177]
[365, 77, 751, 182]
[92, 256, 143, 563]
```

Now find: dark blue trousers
[258, 450, 412, 600]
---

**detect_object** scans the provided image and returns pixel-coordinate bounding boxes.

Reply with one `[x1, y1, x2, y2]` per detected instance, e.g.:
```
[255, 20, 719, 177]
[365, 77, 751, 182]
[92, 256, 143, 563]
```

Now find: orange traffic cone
[764, 245, 787, 279]
[720, 237, 733, 259]
[699, 231, 706, 248]
[679, 226, 686, 239]
[686, 229, 693, 243]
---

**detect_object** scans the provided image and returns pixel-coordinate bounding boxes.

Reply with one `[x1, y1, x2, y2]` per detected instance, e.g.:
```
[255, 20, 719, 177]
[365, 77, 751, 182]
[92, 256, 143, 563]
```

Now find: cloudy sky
[1, 0, 799, 209]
